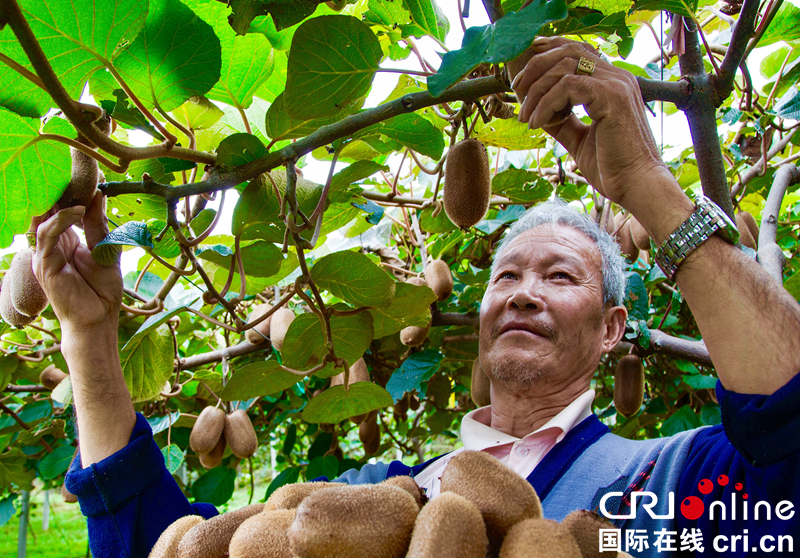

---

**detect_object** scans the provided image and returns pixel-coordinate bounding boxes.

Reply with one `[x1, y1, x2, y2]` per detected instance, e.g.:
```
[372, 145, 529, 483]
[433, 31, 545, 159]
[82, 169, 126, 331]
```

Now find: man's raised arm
[514, 37, 800, 396]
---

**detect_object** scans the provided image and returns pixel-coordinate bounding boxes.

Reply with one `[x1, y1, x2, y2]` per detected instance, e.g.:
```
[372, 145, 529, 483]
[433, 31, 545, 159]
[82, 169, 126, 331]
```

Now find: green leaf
[311, 251, 396, 308]
[148, 411, 181, 435]
[330, 161, 388, 202]
[282, 423, 297, 456]
[161, 444, 185, 474]
[624, 271, 649, 321]
[264, 93, 345, 143]
[683, 374, 718, 390]
[401, 0, 449, 43]
[427, 0, 568, 96]
[0, 450, 35, 491]
[630, 0, 697, 17]
[758, 1, 800, 47]
[572, 0, 632, 15]
[700, 403, 721, 426]
[0, 110, 72, 247]
[282, 313, 374, 370]
[192, 467, 236, 506]
[306, 454, 339, 480]
[39, 444, 75, 480]
[551, 10, 633, 58]
[773, 86, 800, 121]
[355, 113, 445, 160]
[119, 326, 174, 402]
[660, 405, 701, 436]
[92, 221, 153, 266]
[386, 349, 442, 402]
[0, 0, 148, 117]
[492, 169, 553, 203]
[122, 306, 191, 352]
[473, 116, 548, 151]
[221, 361, 301, 400]
[114, 0, 222, 112]
[169, 96, 225, 132]
[784, 271, 800, 302]
[216, 133, 269, 168]
[284, 15, 382, 119]
[0, 494, 18, 527]
[263, 467, 301, 501]
[370, 282, 436, 338]
[303, 383, 393, 424]
[146, 219, 181, 259]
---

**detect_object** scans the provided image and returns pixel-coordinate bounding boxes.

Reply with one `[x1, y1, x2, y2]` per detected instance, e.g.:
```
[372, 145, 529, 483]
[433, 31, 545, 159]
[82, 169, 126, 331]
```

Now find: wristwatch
[654, 195, 739, 280]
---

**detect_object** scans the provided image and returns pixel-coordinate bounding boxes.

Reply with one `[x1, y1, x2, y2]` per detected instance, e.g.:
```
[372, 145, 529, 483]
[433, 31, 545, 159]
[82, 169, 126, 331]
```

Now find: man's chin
[488, 358, 545, 385]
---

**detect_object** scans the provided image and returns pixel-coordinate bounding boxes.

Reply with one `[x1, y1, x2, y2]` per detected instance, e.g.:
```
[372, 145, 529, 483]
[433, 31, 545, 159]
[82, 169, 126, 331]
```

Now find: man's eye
[498, 271, 516, 280]
[553, 272, 572, 280]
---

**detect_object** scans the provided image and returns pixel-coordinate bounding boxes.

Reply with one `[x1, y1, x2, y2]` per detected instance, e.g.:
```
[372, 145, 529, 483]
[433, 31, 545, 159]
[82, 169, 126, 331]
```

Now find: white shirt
[414, 390, 595, 498]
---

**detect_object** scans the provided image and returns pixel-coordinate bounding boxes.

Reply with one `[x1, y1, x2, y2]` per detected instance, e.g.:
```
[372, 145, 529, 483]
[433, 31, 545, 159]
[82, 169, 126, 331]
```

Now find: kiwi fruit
[738, 210, 760, 243]
[400, 323, 430, 347]
[736, 211, 757, 250]
[440, 450, 542, 551]
[329, 358, 369, 388]
[406, 492, 488, 558]
[199, 431, 226, 469]
[148, 515, 204, 558]
[40, 365, 68, 390]
[228, 509, 296, 558]
[616, 220, 639, 262]
[288, 484, 419, 558]
[269, 308, 295, 352]
[381, 475, 426, 509]
[190, 406, 226, 455]
[57, 116, 111, 210]
[443, 139, 491, 229]
[264, 482, 339, 511]
[409, 394, 420, 411]
[425, 259, 453, 301]
[506, 45, 574, 128]
[61, 482, 77, 504]
[359, 414, 380, 456]
[176, 504, 264, 558]
[561, 509, 616, 558]
[393, 394, 409, 421]
[499, 518, 582, 558]
[629, 217, 651, 252]
[0, 274, 35, 328]
[9, 248, 48, 317]
[245, 304, 273, 345]
[224, 410, 258, 459]
[471, 358, 491, 408]
[614, 355, 644, 418]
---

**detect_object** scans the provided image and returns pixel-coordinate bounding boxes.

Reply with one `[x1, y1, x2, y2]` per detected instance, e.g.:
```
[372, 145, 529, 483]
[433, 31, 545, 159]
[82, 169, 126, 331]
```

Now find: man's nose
[507, 280, 544, 310]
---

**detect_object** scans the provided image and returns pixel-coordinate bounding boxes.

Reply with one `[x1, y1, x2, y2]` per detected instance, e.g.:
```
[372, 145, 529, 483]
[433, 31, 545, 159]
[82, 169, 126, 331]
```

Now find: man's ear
[601, 305, 628, 352]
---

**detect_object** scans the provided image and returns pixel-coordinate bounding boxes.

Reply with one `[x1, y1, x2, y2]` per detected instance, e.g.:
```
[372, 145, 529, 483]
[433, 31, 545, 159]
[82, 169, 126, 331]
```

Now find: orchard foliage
[0, 0, 798, 514]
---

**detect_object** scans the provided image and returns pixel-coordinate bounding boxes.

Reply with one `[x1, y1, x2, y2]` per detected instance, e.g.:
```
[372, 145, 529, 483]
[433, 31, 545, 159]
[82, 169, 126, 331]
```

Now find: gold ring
[576, 57, 596, 76]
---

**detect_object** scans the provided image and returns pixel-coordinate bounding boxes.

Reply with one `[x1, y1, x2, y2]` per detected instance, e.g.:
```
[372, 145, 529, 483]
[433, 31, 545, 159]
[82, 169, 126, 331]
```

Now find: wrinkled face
[479, 224, 616, 390]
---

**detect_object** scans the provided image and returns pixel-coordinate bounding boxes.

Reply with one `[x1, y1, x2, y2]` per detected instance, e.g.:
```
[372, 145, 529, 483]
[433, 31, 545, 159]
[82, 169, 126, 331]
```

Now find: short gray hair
[492, 199, 627, 307]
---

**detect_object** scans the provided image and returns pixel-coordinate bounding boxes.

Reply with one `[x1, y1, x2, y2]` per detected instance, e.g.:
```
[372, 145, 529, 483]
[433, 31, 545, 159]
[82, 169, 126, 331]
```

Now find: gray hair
[492, 199, 627, 307]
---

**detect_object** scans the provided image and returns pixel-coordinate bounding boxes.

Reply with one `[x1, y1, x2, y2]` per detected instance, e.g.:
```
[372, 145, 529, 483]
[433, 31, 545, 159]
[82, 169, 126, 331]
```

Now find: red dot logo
[735, 483, 743, 491]
[744, 494, 749, 499]
[698, 479, 713, 494]
[681, 496, 705, 520]
[718, 474, 729, 486]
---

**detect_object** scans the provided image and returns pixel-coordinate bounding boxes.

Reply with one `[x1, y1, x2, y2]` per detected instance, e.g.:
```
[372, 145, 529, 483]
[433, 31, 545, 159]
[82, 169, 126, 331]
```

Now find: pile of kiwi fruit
[151, 450, 638, 558]
[189, 406, 259, 468]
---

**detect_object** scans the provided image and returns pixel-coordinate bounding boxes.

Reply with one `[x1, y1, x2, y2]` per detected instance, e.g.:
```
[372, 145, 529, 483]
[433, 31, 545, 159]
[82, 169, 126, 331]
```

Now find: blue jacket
[66, 374, 800, 558]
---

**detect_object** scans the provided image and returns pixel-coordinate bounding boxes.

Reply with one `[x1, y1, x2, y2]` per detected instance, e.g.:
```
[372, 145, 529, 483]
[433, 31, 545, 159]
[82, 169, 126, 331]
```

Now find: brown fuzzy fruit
[443, 139, 491, 229]
[499, 518, 582, 558]
[440, 450, 542, 551]
[9, 249, 48, 317]
[471, 358, 491, 408]
[224, 410, 258, 459]
[190, 406, 226, 455]
[359, 414, 380, 456]
[199, 431, 226, 469]
[177, 504, 264, 558]
[400, 324, 430, 347]
[562, 509, 617, 558]
[616, 220, 639, 262]
[245, 304, 273, 345]
[40, 365, 68, 390]
[381, 475, 426, 509]
[1, 274, 35, 328]
[629, 217, 651, 252]
[288, 484, 419, 558]
[265, 482, 339, 511]
[738, 210, 760, 243]
[57, 117, 111, 210]
[614, 355, 644, 418]
[330, 358, 369, 388]
[148, 515, 204, 558]
[507, 45, 574, 128]
[736, 212, 757, 250]
[269, 308, 295, 352]
[406, 492, 488, 558]
[425, 259, 453, 301]
[229, 509, 296, 558]
[61, 482, 78, 504]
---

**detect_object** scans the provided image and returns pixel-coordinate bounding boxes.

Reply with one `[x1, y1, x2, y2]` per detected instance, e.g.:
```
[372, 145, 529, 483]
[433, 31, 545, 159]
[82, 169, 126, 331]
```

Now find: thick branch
[758, 164, 800, 282]
[432, 311, 480, 329]
[180, 340, 271, 370]
[637, 77, 692, 109]
[716, 0, 760, 100]
[616, 330, 712, 367]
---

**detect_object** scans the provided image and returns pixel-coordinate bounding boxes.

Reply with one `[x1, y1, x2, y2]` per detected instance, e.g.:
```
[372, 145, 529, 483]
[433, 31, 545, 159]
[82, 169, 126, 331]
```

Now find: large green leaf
[492, 168, 553, 203]
[401, 0, 449, 43]
[119, 326, 174, 402]
[355, 113, 445, 160]
[0, 111, 72, 247]
[427, 0, 568, 96]
[192, 467, 236, 506]
[282, 312, 374, 370]
[121, 306, 190, 352]
[473, 116, 548, 151]
[370, 282, 435, 338]
[758, 1, 800, 47]
[572, 0, 632, 15]
[311, 251, 396, 309]
[630, 0, 697, 17]
[551, 10, 633, 58]
[114, 0, 222, 112]
[302, 382, 393, 424]
[198, 240, 284, 277]
[161, 444, 184, 474]
[264, 93, 345, 143]
[38, 443, 75, 480]
[0, 0, 148, 117]
[386, 349, 442, 402]
[221, 361, 301, 400]
[284, 15, 382, 119]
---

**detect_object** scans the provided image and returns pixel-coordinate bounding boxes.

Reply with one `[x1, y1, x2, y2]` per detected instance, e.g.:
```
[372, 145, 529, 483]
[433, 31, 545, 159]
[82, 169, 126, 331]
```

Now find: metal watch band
[654, 199, 726, 281]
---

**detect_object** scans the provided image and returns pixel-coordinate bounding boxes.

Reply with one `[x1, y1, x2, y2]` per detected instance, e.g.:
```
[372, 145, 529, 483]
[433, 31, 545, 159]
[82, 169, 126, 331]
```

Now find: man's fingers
[36, 207, 84, 261]
[83, 191, 110, 250]
[513, 41, 607, 103]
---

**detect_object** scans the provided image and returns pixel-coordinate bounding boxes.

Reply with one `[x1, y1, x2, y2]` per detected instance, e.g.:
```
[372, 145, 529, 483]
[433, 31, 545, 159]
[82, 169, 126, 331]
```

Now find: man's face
[479, 224, 621, 391]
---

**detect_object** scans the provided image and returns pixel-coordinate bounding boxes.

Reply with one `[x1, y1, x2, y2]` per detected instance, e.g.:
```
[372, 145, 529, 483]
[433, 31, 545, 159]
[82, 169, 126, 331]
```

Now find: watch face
[698, 196, 739, 244]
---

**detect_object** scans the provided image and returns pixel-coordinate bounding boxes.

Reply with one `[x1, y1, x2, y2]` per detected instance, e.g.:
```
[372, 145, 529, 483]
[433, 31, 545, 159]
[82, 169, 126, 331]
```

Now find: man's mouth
[498, 321, 550, 338]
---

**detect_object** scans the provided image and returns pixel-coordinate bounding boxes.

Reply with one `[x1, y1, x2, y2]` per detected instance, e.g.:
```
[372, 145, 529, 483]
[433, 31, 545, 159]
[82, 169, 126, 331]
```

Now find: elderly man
[33, 38, 800, 557]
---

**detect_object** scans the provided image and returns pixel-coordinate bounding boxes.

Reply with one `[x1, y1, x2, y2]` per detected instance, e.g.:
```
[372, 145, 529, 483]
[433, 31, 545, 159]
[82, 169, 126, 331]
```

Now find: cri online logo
[680, 474, 738, 520]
